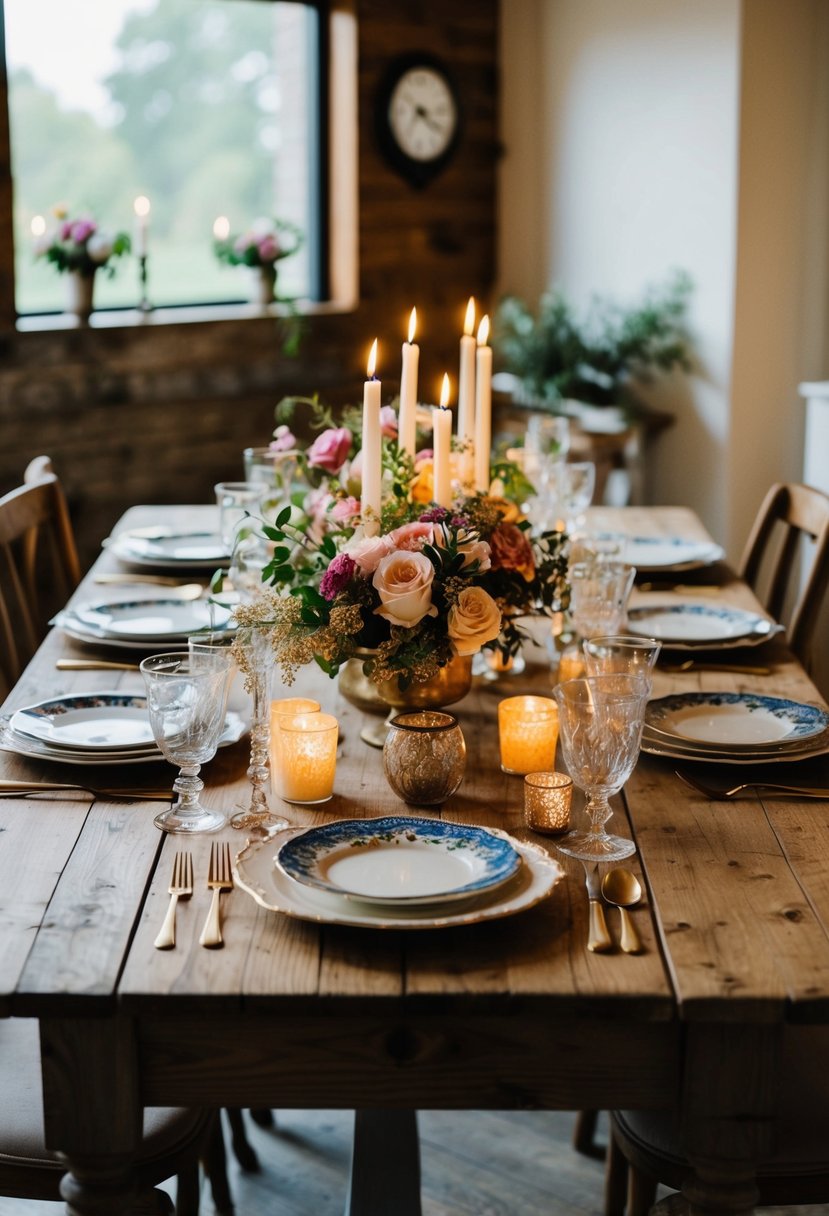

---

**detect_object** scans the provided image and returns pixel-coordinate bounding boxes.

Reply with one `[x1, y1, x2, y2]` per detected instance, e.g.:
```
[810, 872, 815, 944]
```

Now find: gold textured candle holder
[383, 710, 466, 805]
[524, 771, 573, 835]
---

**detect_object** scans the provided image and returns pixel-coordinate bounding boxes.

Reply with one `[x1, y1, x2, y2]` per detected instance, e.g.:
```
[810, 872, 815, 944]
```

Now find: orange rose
[484, 495, 522, 524]
[489, 522, 535, 581]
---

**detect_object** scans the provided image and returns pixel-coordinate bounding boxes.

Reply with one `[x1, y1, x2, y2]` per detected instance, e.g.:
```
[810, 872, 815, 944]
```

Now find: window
[3, 0, 325, 316]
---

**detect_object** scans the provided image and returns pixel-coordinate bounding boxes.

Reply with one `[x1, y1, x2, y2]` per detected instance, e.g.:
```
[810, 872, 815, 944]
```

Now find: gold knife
[583, 863, 613, 953]
[56, 659, 141, 671]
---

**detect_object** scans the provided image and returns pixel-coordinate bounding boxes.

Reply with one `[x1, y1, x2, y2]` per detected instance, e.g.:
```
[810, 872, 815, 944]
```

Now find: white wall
[498, 0, 829, 558]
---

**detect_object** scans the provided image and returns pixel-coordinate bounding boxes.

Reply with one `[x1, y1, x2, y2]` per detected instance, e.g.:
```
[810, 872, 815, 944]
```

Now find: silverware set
[583, 863, 644, 954]
[154, 842, 234, 951]
[676, 769, 829, 800]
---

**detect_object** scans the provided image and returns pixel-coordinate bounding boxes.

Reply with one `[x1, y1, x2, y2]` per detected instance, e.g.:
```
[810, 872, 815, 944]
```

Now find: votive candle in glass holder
[498, 695, 559, 775]
[524, 771, 573, 835]
[268, 697, 320, 777]
[273, 711, 339, 804]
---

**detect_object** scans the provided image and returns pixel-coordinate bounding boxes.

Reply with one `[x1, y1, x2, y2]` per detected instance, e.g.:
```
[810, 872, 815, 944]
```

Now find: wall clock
[375, 53, 461, 189]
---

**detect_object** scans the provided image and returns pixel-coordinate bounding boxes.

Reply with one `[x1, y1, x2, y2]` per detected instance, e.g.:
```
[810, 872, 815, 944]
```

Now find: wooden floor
[3, 1110, 827, 1216]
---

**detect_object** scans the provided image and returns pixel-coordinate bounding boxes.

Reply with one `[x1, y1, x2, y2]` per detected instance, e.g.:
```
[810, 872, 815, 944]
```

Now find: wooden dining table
[2, 502, 829, 1216]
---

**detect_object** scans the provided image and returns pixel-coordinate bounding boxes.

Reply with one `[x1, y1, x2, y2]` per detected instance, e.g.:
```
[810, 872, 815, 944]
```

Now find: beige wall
[498, 0, 829, 558]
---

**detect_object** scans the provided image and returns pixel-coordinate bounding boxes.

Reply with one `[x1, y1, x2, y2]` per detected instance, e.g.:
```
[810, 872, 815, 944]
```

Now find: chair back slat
[0, 459, 81, 691]
[738, 481, 829, 675]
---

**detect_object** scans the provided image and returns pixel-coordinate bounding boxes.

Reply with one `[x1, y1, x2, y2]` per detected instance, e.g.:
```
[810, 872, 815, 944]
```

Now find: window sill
[14, 297, 353, 333]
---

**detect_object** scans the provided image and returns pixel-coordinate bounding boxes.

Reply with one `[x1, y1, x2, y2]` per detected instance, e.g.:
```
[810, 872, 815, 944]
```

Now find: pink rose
[257, 233, 281, 262]
[270, 425, 297, 452]
[346, 533, 393, 574]
[387, 521, 436, 552]
[306, 427, 352, 473]
[373, 550, 438, 627]
[331, 495, 361, 522]
[380, 405, 398, 438]
[414, 448, 433, 467]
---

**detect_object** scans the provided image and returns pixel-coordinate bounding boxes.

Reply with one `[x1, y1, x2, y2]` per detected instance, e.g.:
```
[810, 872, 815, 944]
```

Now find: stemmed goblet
[583, 635, 662, 691]
[552, 673, 650, 862]
[140, 652, 234, 834]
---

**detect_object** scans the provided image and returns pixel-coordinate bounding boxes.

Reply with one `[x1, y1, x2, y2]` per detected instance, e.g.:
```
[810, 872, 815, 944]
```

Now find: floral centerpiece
[213, 217, 303, 271]
[34, 207, 131, 278]
[227, 396, 569, 694]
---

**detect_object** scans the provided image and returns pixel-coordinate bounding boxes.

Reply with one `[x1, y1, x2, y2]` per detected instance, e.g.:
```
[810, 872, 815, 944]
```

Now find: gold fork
[676, 769, 829, 800]
[153, 851, 194, 950]
[199, 841, 234, 949]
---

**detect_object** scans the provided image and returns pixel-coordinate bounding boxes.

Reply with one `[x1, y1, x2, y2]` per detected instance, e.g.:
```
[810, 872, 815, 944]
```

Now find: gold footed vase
[338, 651, 473, 748]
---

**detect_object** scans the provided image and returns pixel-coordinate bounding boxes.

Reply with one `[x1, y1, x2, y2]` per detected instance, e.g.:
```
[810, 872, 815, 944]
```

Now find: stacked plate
[1, 691, 246, 767]
[234, 816, 565, 930]
[627, 602, 782, 652]
[107, 528, 232, 570]
[642, 691, 829, 766]
[54, 596, 234, 651]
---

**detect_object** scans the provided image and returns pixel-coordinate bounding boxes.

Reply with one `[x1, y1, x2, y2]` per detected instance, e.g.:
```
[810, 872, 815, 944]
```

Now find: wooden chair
[738, 481, 829, 674]
[0, 456, 81, 690]
[0, 1018, 234, 1214]
[604, 1026, 829, 1215]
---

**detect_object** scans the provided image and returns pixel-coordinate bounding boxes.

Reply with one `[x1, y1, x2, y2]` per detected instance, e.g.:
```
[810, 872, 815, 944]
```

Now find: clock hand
[414, 105, 445, 135]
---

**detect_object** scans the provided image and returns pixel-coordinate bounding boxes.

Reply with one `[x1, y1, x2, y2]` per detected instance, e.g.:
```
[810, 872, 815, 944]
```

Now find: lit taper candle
[361, 339, 382, 536]
[399, 307, 419, 461]
[457, 297, 476, 487]
[474, 314, 493, 493]
[432, 374, 453, 508]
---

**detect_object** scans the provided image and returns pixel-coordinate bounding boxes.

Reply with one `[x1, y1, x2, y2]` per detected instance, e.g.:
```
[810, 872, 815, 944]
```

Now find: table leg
[345, 1110, 422, 1216]
[40, 1017, 141, 1216]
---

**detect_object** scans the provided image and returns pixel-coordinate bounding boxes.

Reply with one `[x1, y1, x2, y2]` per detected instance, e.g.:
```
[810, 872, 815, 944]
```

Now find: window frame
[0, 0, 331, 326]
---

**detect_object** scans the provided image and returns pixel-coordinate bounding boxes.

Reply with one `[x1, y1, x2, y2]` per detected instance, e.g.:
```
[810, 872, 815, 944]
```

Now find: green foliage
[493, 271, 693, 411]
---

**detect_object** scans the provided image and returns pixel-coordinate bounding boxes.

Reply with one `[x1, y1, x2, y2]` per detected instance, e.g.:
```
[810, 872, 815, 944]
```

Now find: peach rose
[489, 522, 535, 581]
[447, 587, 502, 656]
[345, 532, 393, 574]
[373, 550, 438, 627]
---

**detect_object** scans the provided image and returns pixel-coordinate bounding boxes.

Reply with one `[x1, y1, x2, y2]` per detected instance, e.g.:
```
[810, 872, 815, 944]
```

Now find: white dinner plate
[10, 693, 156, 750]
[645, 692, 829, 749]
[614, 535, 724, 572]
[235, 827, 564, 930]
[275, 816, 522, 906]
[108, 530, 231, 569]
[68, 598, 233, 640]
[641, 724, 829, 762]
[627, 603, 779, 647]
[641, 736, 829, 767]
[0, 710, 247, 767]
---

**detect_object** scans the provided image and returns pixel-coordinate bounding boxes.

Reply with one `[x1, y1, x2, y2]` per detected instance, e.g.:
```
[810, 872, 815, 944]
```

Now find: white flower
[86, 232, 114, 264]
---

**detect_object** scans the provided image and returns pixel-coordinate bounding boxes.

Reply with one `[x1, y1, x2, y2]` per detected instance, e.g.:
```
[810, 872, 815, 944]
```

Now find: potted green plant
[492, 271, 693, 423]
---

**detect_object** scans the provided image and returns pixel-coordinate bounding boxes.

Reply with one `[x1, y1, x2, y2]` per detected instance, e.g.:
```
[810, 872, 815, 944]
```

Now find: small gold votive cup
[524, 771, 573, 835]
[273, 711, 339, 804]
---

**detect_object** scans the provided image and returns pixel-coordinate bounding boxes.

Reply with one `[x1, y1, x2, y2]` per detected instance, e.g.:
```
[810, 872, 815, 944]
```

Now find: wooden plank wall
[0, 1, 499, 567]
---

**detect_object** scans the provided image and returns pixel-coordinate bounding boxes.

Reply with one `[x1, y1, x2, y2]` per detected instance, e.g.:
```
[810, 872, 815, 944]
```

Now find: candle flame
[477, 315, 490, 346]
[367, 338, 378, 379]
[213, 215, 230, 240]
[440, 373, 451, 408]
[407, 307, 417, 344]
[134, 195, 151, 218]
[463, 296, 476, 336]
[30, 215, 46, 237]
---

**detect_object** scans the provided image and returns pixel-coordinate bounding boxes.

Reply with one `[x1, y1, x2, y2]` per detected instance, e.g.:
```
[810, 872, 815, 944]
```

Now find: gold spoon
[661, 659, 771, 676]
[600, 869, 644, 954]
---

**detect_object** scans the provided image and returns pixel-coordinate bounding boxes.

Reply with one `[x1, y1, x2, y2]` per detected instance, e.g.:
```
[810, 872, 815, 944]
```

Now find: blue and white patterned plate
[109, 530, 232, 569]
[276, 816, 523, 907]
[618, 535, 724, 572]
[10, 692, 156, 750]
[645, 692, 829, 749]
[628, 603, 780, 648]
[68, 597, 233, 640]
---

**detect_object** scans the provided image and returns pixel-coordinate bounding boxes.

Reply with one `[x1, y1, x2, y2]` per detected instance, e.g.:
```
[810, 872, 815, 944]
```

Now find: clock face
[387, 66, 458, 163]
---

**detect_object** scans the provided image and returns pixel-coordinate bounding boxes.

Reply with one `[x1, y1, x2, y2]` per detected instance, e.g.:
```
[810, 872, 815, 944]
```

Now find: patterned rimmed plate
[236, 827, 564, 929]
[645, 692, 829, 749]
[627, 603, 779, 647]
[617, 535, 724, 572]
[108, 530, 231, 569]
[275, 816, 522, 906]
[10, 693, 156, 750]
[67, 598, 233, 640]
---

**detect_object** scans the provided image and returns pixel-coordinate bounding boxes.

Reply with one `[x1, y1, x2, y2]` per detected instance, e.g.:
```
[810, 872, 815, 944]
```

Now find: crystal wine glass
[569, 560, 636, 640]
[583, 635, 662, 693]
[552, 673, 650, 862]
[140, 652, 234, 834]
